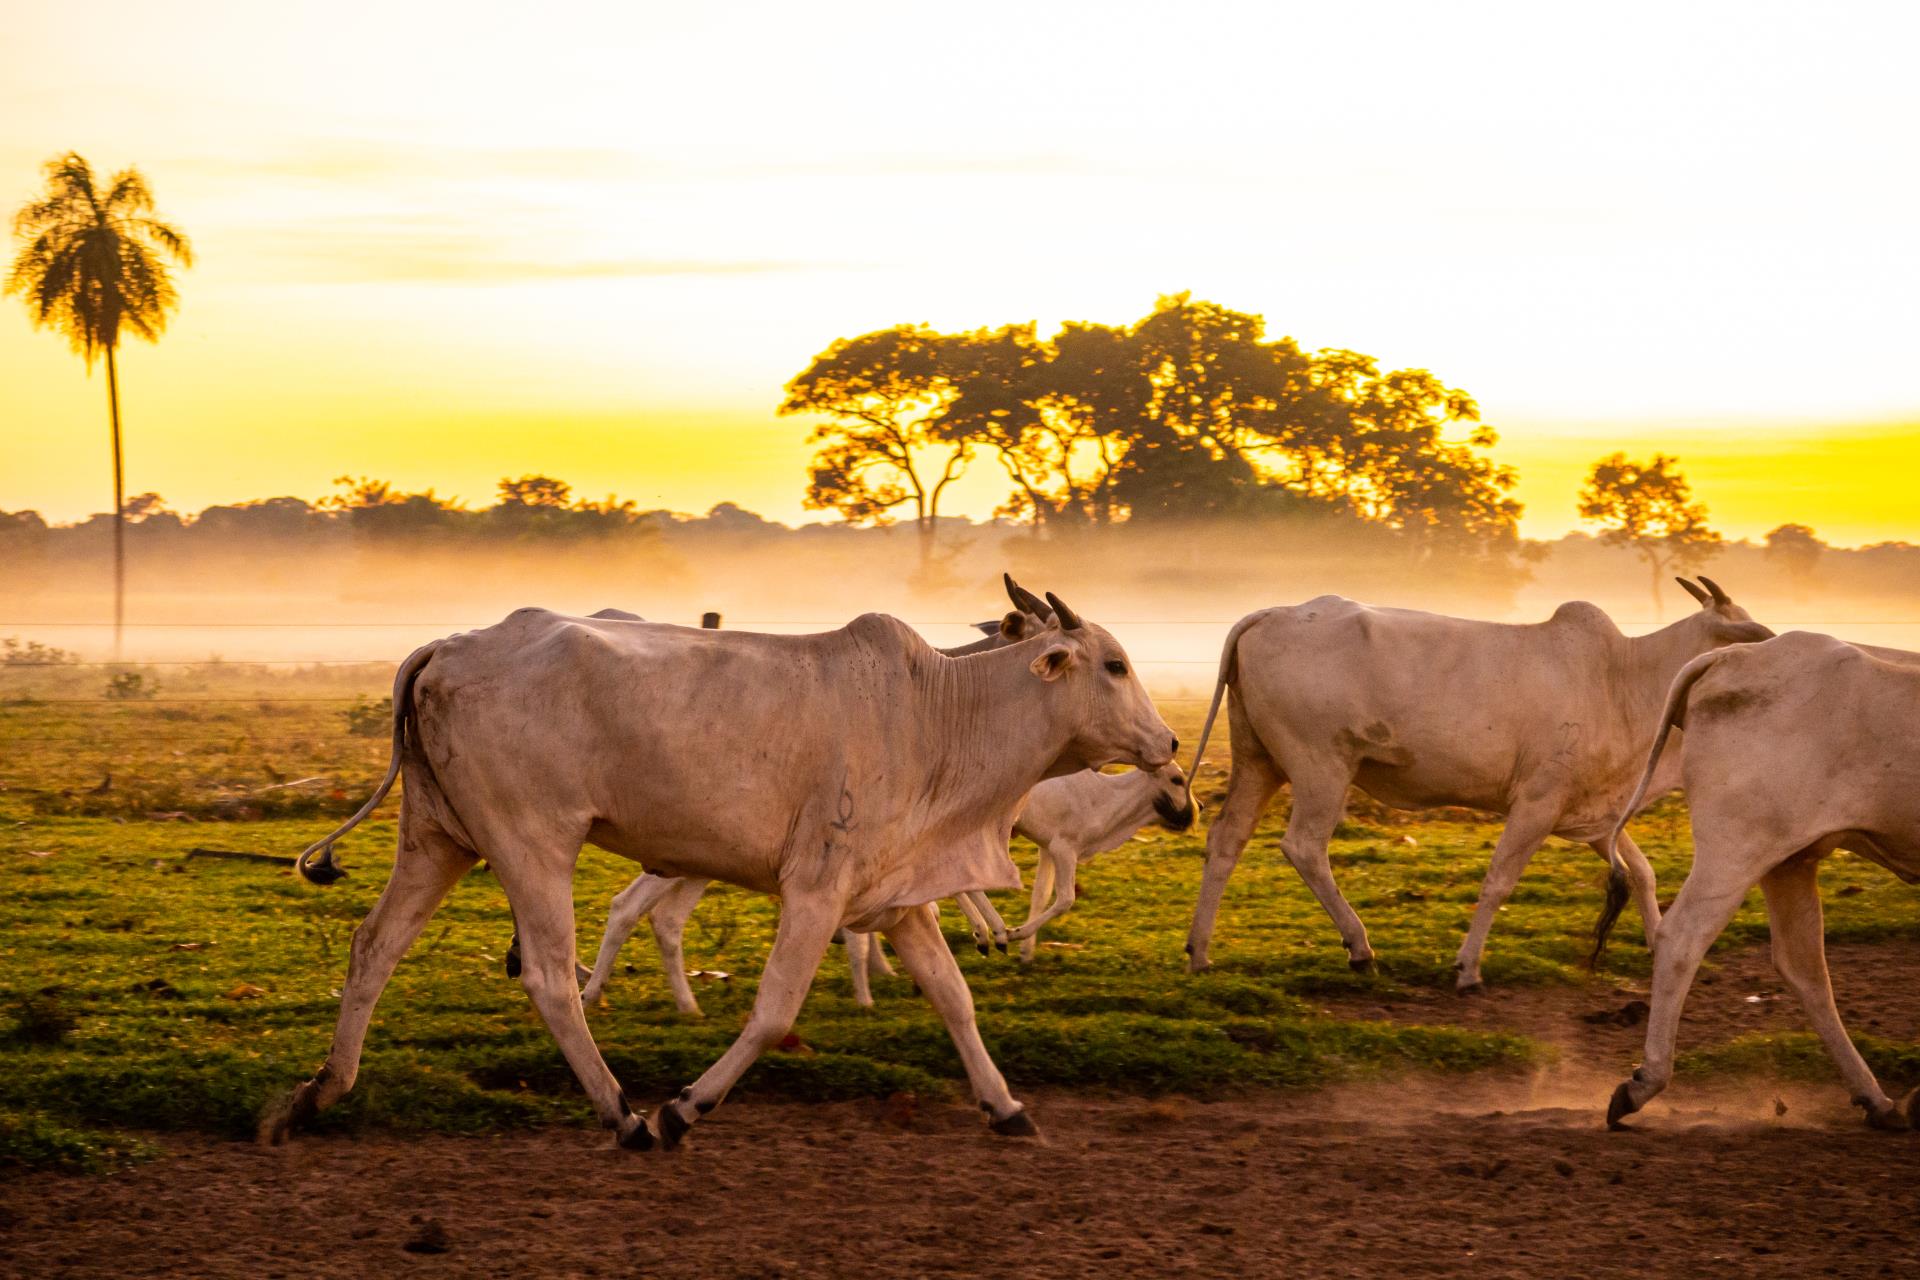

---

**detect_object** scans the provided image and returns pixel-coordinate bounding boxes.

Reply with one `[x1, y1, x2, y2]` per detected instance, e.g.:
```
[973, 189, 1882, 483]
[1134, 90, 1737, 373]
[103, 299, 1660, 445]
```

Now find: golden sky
[3, 0, 1917, 543]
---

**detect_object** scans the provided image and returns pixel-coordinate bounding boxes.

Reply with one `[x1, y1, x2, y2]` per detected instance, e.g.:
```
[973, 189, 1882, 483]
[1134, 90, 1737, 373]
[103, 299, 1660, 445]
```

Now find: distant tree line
[0, 291, 1900, 605]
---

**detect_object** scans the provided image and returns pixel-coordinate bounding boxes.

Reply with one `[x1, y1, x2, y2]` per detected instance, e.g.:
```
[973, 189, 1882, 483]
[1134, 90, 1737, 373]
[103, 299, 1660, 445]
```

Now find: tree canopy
[1577, 453, 1722, 615]
[784, 295, 1522, 559]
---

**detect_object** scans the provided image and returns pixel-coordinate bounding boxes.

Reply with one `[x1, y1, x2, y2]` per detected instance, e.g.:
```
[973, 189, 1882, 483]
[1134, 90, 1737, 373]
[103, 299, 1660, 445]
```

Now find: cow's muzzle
[1154, 794, 1196, 832]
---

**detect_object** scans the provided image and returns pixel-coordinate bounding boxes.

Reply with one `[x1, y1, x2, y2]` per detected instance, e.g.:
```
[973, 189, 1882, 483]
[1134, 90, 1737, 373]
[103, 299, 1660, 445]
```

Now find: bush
[342, 696, 393, 738]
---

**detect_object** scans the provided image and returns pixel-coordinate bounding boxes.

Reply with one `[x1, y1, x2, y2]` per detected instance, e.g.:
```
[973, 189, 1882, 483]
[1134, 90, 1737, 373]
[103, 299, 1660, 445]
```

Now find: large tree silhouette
[6, 153, 193, 656]
[924, 294, 1520, 545]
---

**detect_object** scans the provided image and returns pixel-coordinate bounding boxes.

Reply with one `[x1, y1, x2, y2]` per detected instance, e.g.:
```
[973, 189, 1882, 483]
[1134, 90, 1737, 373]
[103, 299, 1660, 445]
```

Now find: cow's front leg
[844, 930, 876, 1008]
[1009, 849, 1080, 951]
[651, 893, 840, 1149]
[884, 902, 1034, 1136]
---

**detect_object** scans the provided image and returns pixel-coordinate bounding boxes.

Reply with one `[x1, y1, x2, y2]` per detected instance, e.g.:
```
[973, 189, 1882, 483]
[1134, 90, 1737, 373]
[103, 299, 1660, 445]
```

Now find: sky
[2, 0, 1917, 543]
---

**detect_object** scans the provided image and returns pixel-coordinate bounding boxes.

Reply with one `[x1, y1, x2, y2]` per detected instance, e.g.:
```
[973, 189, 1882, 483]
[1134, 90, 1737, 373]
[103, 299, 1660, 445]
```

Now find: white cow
[579, 761, 1196, 1010]
[1603, 631, 1920, 1131]
[1184, 579, 1772, 991]
[266, 590, 1175, 1150]
[495, 578, 1066, 980]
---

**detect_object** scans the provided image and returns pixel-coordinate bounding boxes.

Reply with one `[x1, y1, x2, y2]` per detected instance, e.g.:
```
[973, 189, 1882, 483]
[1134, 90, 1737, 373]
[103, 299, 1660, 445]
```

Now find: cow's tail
[1185, 613, 1266, 806]
[294, 641, 442, 885]
[1589, 648, 1724, 966]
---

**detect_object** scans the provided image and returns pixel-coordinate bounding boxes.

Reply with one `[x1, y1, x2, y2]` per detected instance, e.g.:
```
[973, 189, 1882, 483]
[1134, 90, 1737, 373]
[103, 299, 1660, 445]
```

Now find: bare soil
[5, 938, 1919, 1279]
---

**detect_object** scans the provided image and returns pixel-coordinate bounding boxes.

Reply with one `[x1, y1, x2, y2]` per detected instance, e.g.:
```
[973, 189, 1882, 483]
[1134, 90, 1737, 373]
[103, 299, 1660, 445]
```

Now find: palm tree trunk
[105, 345, 124, 660]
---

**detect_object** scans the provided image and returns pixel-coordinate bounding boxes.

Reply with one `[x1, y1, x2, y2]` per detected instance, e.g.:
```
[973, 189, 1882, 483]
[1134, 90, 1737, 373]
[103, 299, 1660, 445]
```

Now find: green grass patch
[0, 1109, 159, 1175]
[1679, 1032, 1920, 1088]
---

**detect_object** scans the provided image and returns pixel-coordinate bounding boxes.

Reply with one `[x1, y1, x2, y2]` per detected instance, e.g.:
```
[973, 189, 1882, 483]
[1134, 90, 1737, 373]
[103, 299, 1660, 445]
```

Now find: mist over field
[6, 511, 1920, 687]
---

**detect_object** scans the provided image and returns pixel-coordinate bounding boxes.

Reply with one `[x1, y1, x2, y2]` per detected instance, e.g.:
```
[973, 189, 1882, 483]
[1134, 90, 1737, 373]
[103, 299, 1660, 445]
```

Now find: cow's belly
[584, 821, 785, 896]
[1352, 757, 1511, 817]
[1842, 829, 1920, 884]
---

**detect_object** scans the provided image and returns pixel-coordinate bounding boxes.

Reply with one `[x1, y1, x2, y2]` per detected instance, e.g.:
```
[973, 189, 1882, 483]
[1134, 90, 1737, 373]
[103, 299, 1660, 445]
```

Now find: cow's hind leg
[1453, 804, 1558, 993]
[1185, 714, 1283, 973]
[1607, 831, 1662, 953]
[651, 893, 841, 1149]
[885, 902, 1032, 1135]
[264, 813, 473, 1143]
[1762, 855, 1903, 1128]
[1276, 767, 1375, 973]
[1608, 849, 1753, 1128]
[646, 878, 711, 1015]
[954, 892, 997, 956]
[582, 874, 685, 1006]
[494, 854, 651, 1150]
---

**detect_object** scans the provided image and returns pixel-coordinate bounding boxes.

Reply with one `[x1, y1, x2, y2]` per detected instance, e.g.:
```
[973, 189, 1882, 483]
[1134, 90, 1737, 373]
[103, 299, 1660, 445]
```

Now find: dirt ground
[5, 939, 1918, 1280]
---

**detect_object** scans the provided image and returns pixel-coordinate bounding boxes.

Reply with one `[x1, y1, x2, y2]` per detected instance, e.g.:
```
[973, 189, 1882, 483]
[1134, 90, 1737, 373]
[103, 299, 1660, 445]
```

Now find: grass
[2, 667, 1916, 1171]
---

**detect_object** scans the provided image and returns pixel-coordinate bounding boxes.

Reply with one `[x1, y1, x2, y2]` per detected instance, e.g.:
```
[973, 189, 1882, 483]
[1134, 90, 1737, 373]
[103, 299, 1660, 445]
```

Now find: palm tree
[6, 153, 193, 657]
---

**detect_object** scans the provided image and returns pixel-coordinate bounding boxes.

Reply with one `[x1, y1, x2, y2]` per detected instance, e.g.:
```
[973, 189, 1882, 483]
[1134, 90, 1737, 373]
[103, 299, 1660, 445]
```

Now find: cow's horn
[1003, 573, 1052, 620]
[1674, 577, 1711, 607]
[1044, 592, 1083, 630]
[1698, 576, 1731, 606]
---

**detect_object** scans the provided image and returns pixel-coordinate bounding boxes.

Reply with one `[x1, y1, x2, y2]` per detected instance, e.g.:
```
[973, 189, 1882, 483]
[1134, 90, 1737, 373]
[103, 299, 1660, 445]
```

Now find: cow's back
[1681, 631, 1920, 876]
[1229, 597, 1624, 814]
[411, 609, 924, 889]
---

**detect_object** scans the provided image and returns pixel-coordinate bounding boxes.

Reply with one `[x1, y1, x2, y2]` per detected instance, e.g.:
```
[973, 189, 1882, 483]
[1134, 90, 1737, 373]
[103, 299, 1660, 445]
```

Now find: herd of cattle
[262, 574, 1919, 1150]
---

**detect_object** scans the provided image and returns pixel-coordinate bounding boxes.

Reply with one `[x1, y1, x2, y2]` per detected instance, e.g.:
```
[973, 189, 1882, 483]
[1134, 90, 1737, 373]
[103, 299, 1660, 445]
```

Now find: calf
[581, 761, 1195, 1009]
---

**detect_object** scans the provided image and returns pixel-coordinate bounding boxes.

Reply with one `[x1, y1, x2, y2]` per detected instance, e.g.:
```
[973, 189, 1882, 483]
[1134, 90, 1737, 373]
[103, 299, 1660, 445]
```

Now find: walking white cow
[580, 760, 1196, 1010]
[266, 591, 1176, 1150]
[494, 577, 1067, 980]
[1184, 579, 1772, 991]
[1602, 631, 1920, 1131]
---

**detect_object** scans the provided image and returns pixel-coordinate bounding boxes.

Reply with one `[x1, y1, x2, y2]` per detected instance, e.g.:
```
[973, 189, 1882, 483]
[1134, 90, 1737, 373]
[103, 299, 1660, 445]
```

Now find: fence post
[700, 612, 721, 630]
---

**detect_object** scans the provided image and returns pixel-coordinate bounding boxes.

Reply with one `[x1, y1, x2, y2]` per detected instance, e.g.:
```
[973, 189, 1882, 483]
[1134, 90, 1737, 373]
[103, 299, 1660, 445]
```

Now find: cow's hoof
[1857, 1097, 1910, 1132]
[989, 1107, 1040, 1138]
[1455, 980, 1487, 997]
[616, 1115, 654, 1151]
[656, 1101, 693, 1151]
[1349, 956, 1377, 975]
[1606, 1081, 1640, 1130]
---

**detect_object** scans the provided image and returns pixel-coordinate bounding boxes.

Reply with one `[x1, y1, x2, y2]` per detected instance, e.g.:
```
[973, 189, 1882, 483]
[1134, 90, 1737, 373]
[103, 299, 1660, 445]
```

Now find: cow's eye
[1104, 660, 1128, 676]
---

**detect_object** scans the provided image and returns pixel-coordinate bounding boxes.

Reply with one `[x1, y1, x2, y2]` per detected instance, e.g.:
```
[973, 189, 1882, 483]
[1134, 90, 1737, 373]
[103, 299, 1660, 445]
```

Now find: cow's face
[1027, 598, 1177, 773]
[1677, 576, 1774, 646]
[1149, 762, 1196, 832]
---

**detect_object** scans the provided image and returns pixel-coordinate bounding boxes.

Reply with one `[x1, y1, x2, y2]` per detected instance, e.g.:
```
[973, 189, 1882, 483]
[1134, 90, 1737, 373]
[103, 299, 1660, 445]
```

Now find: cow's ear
[1030, 643, 1074, 681]
[998, 611, 1028, 640]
